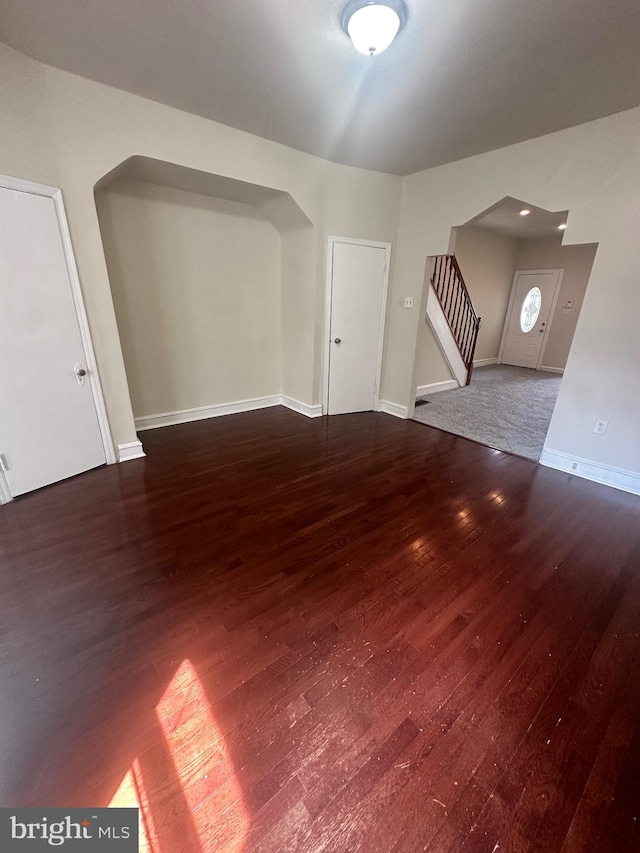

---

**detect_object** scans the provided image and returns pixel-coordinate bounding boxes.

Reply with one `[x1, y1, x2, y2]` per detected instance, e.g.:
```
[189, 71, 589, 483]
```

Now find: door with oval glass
[500, 269, 563, 369]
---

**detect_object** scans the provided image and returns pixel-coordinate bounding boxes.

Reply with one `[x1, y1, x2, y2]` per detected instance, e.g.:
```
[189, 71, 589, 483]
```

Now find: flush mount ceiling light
[519, 209, 531, 216]
[558, 223, 568, 230]
[341, 0, 408, 56]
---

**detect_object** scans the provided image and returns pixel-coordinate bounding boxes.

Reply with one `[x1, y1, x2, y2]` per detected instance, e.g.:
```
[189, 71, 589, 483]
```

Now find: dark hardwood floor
[2, 408, 640, 851]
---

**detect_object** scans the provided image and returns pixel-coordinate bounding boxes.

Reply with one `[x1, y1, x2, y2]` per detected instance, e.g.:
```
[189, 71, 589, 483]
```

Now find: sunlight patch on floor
[109, 659, 248, 851]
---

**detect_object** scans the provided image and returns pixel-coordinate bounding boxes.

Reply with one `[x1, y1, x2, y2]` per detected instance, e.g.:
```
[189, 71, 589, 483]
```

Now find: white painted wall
[514, 237, 597, 371]
[414, 313, 453, 389]
[96, 179, 282, 417]
[0, 43, 401, 450]
[385, 106, 640, 482]
[451, 226, 519, 361]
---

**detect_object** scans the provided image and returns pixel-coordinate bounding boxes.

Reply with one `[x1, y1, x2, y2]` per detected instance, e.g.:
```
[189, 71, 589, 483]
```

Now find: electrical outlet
[593, 420, 609, 435]
[403, 296, 414, 309]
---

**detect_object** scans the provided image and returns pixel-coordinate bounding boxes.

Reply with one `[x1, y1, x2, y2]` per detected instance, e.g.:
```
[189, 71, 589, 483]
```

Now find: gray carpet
[413, 365, 562, 461]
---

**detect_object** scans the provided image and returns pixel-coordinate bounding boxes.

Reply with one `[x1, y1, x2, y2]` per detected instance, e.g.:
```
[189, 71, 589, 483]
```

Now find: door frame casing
[498, 268, 564, 369]
[322, 236, 392, 416]
[0, 174, 116, 504]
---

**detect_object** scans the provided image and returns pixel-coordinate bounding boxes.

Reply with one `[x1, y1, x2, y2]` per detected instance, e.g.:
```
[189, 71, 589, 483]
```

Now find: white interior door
[501, 270, 562, 369]
[327, 240, 388, 415]
[0, 186, 107, 497]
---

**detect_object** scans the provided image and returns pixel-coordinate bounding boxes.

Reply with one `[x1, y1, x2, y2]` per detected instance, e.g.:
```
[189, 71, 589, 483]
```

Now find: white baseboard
[473, 357, 498, 368]
[417, 379, 459, 396]
[280, 396, 323, 418]
[118, 440, 146, 462]
[377, 400, 409, 419]
[540, 448, 640, 496]
[135, 395, 282, 431]
[135, 394, 323, 432]
[539, 366, 564, 374]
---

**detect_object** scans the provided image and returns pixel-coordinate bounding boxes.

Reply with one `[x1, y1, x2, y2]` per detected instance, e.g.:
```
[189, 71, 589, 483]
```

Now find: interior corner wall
[451, 226, 519, 362]
[386, 105, 640, 481]
[280, 226, 316, 404]
[514, 237, 597, 371]
[0, 43, 401, 450]
[96, 179, 282, 418]
[413, 225, 518, 390]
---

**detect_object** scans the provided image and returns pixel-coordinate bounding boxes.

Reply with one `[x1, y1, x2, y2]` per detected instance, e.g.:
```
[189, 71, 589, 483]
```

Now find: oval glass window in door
[519, 286, 541, 333]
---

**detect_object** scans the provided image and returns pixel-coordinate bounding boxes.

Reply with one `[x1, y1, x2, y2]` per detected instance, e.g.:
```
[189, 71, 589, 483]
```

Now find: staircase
[426, 255, 481, 387]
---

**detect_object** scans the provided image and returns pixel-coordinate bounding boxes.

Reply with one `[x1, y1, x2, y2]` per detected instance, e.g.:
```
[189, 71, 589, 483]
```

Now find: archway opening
[411, 196, 598, 461]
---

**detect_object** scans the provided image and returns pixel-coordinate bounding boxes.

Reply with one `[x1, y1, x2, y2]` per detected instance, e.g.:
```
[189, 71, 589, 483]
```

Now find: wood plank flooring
[1, 408, 640, 851]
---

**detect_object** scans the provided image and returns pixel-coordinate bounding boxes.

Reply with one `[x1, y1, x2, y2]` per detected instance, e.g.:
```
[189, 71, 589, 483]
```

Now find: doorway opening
[412, 197, 598, 461]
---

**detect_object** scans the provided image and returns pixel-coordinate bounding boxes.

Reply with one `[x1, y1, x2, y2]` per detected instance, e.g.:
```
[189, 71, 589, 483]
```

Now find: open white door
[0, 181, 111, 498]
[500, 269, 563, 369]
[326, 239, 389, 415]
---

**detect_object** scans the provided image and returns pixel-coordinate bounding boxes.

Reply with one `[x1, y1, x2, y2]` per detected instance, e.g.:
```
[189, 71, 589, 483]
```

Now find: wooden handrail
[430, 255, 481, 385]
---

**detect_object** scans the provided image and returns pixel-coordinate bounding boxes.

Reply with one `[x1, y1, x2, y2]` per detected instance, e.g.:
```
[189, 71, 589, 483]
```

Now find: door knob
[74, 363, 87, 386]
[334, 338, 342, 344]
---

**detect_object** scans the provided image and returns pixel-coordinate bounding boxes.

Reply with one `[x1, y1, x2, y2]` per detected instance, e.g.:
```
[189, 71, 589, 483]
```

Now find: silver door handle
[75, 363, 87, 386]
[334, 338, 342, 344]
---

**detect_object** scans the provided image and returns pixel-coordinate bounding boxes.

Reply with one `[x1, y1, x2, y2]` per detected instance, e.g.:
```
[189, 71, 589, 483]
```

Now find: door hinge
[0, 454, 8, 472]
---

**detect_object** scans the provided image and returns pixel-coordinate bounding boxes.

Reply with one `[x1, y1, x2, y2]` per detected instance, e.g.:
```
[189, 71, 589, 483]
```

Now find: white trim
[425, 283, 466, 386]
[134, 395, 323, 431]
[416, 380, 458, 396]
[376, 400, 409, 419]
[473, 357, 498, 368]
[280, 396, 323, 418]
[540, 449, 640, 497]
[498, 269, 564, 370]
[135, 395, 282, 430]
[539, 366, 564, 375]
[0, 173, 117, 466]
[0, 468, 13, 504]
[322, 236, 391, 415]
[117, 440, 146, 462]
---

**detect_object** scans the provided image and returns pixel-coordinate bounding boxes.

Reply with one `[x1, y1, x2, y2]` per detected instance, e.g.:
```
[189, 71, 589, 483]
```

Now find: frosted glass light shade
[348, 5, 400, 55]
[341, 1, 407, 56]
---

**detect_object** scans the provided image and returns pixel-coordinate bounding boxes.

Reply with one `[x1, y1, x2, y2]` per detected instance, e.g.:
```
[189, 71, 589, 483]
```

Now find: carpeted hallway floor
[412, 364, 562, 461]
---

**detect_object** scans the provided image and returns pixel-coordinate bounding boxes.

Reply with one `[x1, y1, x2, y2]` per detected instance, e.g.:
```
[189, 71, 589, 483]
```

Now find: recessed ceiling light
[519, 209, 530, 216]
[558, 223, 568, 230]
[341, 0, 408, 56]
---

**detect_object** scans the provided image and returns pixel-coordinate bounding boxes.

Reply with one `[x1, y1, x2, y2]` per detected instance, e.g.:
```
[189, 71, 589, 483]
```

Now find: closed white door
[0, 186, 106, 497]
[328, 240, 388, 415]
[501, 270, 562, 369]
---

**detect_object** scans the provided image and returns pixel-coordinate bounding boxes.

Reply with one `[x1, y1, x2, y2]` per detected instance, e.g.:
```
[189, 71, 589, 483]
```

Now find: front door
[327, 240, 388, 415]
[0, 185, 107, 497]
[501, 270, 562, 369]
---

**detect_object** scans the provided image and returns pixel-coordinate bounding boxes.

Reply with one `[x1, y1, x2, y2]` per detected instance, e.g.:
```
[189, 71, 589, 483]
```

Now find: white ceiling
[468, 197, 569, 240]
[2, 0, 640, 175]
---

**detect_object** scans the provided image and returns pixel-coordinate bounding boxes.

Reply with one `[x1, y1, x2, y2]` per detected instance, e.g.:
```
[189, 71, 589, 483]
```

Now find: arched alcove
[95, 156, 315, 432]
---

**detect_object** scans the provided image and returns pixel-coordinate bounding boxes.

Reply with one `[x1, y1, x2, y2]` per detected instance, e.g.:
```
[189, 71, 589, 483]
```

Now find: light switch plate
[403, 296, 414, 309]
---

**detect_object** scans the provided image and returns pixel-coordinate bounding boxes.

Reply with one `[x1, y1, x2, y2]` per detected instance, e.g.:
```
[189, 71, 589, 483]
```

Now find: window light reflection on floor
[109, 659, 248, 851]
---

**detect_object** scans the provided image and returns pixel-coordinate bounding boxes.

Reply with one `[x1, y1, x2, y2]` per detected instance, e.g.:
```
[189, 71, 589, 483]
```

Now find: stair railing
[430, 255, 481, 385]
